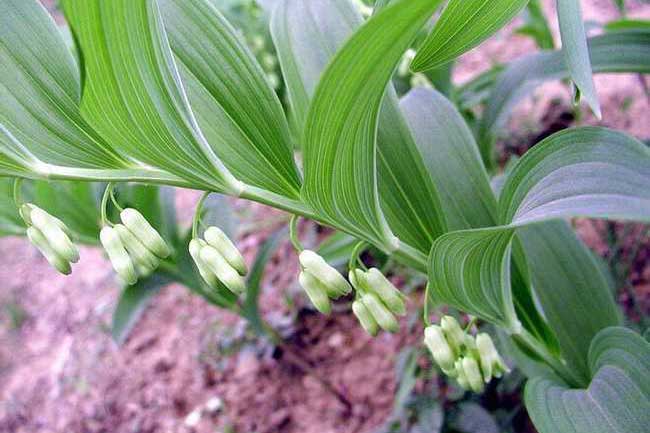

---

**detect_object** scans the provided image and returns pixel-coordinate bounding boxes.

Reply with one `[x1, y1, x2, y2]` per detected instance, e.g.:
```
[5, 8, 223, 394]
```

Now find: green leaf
[62, 0, 241, 193]
[272, 0, 447, 255]
[479, 30, 650, 167]
[0, 178, 24, 236]
[112, 274, 171, 344]
[242, 229, 286, 337]
[160, 0, 301, 198]
[317, 231, 359, 268]
[399, 88, 497, 231]
[301, 0, 444, 251]
[0, 0, 137, 178]
[428, 127, 650, 338]
[518, 221, 621, 384]
[556, 0, 601, 118]
[525, 327, 650, 433]
[411, 0, 529, 72]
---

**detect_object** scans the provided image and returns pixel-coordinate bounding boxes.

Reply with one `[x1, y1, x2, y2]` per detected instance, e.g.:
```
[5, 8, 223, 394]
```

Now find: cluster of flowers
[297, 250, 352, 314]
[100, 209, 171, 285]
[189, 227, 248, 295]
[424, 316, 509, 393]
[20, 204, 79, 275]
[296, 249, 406, 335]
[349, 268, 406, 335]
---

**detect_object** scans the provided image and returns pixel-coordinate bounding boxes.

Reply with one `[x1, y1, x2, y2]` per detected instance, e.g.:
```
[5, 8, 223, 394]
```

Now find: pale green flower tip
[204, 226, 247, 276]
[27, 226, 72, 275]
[29, 207, 79, 263]
[200, 245, 246, 294]
[120, 208, 170, 259]
[352, 299, 378, 336]
[362, 293, 399, 333]
[462, 356, 485, 393]
[441, 315, 465, 350]
[299, 271, 332, 315]
[299, 250, 351, 297]
[100, 226, 138, 285]
[424, 325, 455, 371]
[365, 268, 406, 316]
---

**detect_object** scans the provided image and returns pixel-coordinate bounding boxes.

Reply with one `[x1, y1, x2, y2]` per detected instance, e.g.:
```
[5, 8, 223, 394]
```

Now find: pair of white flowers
[100, 209, 171, 285]
[297, 250, 406, 335]
[189, 227, 248, 295]
[21, 204, 79, 275]
[424, 316, 509, 392]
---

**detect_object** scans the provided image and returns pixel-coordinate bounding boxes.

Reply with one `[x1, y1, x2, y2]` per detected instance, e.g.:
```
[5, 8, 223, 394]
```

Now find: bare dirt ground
[1, 1, 649, 433]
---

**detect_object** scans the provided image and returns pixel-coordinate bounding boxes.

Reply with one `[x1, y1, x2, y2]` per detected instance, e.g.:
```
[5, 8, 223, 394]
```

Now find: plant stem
[12, 178, 23, 207]
[514, 329, 582, 388]
[100, 183, 116, 227]
[288, 214, 304, 252]
[192, 191, 211, 239]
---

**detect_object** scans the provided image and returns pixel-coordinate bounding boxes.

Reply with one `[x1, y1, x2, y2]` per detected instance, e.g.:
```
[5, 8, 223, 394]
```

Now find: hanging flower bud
[352, 299, 378, 336]
[299, 250, 351, 298]
[189, 239, 219, 288]
[28, 207, 79, 263]
[362, 293, 399, 333]
[20, 204, 72, 237]
[199, 245, 246, 294]
[100, 226, 137, 285]
[424, 325, 456, 374]
[114, 224, 160, 277]
[364, 268, 406, 315]
[441, 315, 465, 354]
[26, 226, 72, 275]
[461, 356, 485, 393]
[298, 271, 332, 315]
[120, 209, 170, 259]
[204, 227, 247, 276]
[476, 333, 510, 381]
[454, 359, 470, 390]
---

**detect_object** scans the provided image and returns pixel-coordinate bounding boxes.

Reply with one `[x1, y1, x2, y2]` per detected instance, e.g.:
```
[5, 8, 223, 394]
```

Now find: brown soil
[2, 1, 650, 433]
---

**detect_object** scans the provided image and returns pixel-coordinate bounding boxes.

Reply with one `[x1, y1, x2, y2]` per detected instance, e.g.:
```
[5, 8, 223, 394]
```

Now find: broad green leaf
[159, 0, 301, 198]
[271, 0, 362, 135]
[62, 0, 241, 193]
[525, 327, 650, 433]
[518, 221, 621, 384]
[500, 128, 650, 225]
[0, 0, 137, 178]
[451, 403, 499, 433]
[556, 0, 601, 118]
[299, 0, 445, 251]
[0, 178, 24, 236]
[399, 88, 496, 231]
[112, 275, 171, 345]
[605, 19, 650, 32]
[428, 127, 650, 336]
[479, 30, 650, 167]
[411, 0, 529, 72]
[403, 88, 553, 342]
[242, 229, 286, 337]
[272, 0, 447, 254]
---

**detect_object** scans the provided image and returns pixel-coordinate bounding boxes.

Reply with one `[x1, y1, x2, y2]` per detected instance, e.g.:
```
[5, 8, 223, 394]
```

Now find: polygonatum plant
[1, 0, 649, 431]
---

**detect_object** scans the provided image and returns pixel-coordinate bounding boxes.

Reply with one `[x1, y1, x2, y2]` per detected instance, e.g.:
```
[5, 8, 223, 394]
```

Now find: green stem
[348, 241, 368, 272]
[514, 329, 582, 388]
[289, 214, 304, 252]
[12, 178, 24, 207]
[100, 183, 116, 227]
[192, 191, 211, 239]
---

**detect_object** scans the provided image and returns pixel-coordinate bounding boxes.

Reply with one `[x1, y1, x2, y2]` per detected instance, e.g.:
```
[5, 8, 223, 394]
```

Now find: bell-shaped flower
[299, 250, 351, 298]
[476, 333, 510, 381]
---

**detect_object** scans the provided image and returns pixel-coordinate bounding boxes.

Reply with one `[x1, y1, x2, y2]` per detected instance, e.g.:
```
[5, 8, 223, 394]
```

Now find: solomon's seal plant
[1, 0, 649, 432]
